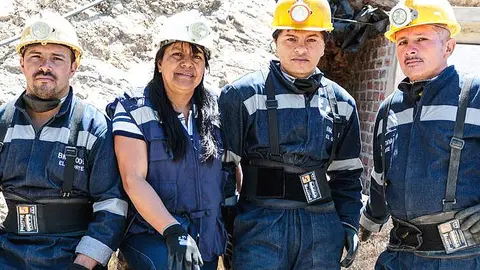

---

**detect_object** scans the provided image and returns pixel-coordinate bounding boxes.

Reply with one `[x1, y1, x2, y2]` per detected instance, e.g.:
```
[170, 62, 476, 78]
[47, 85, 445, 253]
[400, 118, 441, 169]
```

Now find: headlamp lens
[31, 21, 52, 40]
[392, 9, 408, 25]
[390, 5, 417, 28]
[290, 5, 310, 23]
[188, 22, 210, 42]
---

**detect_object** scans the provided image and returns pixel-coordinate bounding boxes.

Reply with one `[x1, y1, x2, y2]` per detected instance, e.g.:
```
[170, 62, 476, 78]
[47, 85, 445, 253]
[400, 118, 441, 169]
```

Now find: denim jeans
[232, 202, 345, 270]
[376, 250, 480, 270]
[0, 231, 78, 269]
[120, 215, 218, 270]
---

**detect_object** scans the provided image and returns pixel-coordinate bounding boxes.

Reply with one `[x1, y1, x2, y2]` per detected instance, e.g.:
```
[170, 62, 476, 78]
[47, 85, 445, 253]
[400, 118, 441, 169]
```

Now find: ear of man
[445, 38, 456, 55]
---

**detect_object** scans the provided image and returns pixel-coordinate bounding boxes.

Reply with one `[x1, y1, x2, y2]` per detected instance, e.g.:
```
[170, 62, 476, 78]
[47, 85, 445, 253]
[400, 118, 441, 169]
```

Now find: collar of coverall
[280, 66, 323, 93]
[16, 87, 73, 116]
[398, 72, 444, 102]
[22, 93, 69, 113]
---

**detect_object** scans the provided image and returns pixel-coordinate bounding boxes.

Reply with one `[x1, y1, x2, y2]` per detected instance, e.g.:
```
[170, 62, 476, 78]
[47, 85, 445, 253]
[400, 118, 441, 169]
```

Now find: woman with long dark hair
[107, 10, 226, 270]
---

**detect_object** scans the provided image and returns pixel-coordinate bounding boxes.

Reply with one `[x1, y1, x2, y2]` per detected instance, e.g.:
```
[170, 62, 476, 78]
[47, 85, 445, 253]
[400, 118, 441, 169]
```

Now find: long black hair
[147, 42, 220, 162]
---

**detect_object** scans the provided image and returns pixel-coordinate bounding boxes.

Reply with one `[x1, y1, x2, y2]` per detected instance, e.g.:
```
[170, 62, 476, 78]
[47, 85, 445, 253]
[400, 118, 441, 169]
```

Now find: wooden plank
[454, 7, 480, 44]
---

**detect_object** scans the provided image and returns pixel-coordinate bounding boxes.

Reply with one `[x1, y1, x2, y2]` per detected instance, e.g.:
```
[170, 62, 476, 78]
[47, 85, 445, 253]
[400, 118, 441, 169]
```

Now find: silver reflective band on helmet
[390, 5, 418, 28]
[289, 1, 312, 23]
[31, 21, 52, 40]
[187, 22, 211, 42]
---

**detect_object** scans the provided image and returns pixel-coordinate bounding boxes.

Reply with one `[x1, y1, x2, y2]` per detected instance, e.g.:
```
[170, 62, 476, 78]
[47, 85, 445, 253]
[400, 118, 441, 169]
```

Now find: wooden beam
[454, 7, 480, 44]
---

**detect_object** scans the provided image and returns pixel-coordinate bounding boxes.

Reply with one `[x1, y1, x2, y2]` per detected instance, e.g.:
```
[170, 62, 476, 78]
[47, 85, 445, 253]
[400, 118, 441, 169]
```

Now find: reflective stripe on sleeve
[376, 108, 414, 137]
[327, 158, 363, 172]
[223, 150, 242, 165]
[93, 198, 128, 217]
[371, 168, 384, 185]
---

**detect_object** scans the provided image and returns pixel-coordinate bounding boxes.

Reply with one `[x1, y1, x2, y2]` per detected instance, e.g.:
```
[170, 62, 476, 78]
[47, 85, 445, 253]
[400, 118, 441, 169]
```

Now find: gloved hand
[163, 224, 203, 270]
[340, 226, 359, 268]
[455, 204, 480, 237]
[67, 263, 90, 270]
[359, 225, 373, 242]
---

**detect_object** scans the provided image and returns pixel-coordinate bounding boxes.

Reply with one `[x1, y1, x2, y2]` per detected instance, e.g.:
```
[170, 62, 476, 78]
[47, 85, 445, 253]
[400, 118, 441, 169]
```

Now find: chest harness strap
[62, 101, 86, 197]
[383, 75, 477, 252]
[443, 75, 475, 211]
[242, 72, 346, 204]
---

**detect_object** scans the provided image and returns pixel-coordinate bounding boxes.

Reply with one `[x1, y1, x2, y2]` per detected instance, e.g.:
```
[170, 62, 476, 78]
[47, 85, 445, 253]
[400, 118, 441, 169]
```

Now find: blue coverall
[0, 89, 127, 269]
[108, 88, 227, 269]
[361, 66, 480, 269]
[219, 60, 363, 270]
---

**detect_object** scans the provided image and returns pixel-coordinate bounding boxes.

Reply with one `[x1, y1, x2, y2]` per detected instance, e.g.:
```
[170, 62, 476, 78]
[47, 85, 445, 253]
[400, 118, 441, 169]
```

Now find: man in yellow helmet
[360, 0, 480, 269]
[219, 0, 363, 268]
[0, 11, 127, 269]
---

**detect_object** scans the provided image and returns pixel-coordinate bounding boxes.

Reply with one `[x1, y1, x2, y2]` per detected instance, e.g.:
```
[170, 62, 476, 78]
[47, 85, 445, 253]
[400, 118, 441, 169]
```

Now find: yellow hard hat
[16, 11, 83, 65]
[158, 10, 213, 57]
[272, 0, 334, 33]
[385, 0, 461, 42]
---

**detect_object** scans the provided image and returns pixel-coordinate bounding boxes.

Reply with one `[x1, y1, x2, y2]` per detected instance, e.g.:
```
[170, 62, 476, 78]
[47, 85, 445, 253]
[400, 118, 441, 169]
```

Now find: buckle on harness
[333, 115, 343, 124]
[64, 146, 77, 157]
[450, 137, 465, 150]
[265, 100, 278, 109]
[442, 199, 457, 206]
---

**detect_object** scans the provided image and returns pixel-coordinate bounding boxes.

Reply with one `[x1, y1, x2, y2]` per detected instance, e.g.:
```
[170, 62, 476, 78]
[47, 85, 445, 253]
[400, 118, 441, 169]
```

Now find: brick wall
[320, 35, 397, 190]
[351, 37, 396, 187]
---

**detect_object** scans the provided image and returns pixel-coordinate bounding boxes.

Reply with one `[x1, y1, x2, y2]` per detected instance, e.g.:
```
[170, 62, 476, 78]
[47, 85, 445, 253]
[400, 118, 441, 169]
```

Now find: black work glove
[163, 224, 203, 270]
[67, 263, 90, 270]
[340, 226, 359, 268]
[455, 204, 480, 240]
[359, 225, 373, 242]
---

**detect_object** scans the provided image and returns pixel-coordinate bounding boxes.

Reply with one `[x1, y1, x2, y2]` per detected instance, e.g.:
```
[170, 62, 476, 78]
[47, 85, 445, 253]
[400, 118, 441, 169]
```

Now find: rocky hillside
[0, 0, 391, 269]
[0, 0, 277, 109]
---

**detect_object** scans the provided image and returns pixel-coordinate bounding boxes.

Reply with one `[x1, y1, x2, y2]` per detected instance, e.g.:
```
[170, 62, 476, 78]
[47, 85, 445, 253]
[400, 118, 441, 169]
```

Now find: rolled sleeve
[360, 210, 388, 233]
[75, 236, 113, 265]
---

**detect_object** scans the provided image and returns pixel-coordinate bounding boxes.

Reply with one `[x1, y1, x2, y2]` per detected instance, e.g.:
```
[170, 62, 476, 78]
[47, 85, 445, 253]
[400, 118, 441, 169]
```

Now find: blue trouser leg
[121, 214, 218, 270]
[375, 250, 480, 270]
[232, 203, 345, 270]
[0, 232, 78, 269]
[120, 233, 218, 270]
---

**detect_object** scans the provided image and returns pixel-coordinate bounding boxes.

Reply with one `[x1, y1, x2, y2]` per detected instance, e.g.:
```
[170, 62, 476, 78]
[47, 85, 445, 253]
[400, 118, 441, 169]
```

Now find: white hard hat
[158, 10, 213, 56]
[16, 11, 83, 65]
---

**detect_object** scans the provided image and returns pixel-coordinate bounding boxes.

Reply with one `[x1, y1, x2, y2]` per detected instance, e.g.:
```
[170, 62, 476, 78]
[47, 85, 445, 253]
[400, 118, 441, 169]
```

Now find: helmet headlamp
[31, 21, 53, 40]
[187, 21, 211, 42]
[289, 1, 312, 23]
[390, 4, 418, 28]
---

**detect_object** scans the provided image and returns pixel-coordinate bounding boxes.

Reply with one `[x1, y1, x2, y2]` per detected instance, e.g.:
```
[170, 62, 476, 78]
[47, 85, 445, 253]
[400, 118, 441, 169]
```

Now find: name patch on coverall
[16, 204, 39, 234]
[438, 219, 476, 254]
[299, 171, 323, 204]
